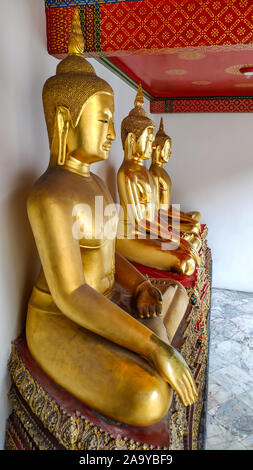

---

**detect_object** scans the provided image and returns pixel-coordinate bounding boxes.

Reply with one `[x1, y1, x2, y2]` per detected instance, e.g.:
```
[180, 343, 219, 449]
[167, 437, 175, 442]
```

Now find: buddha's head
[42, 9, 115, 166]
[152, 118, 172, 164]
[121, 84, 155, 161]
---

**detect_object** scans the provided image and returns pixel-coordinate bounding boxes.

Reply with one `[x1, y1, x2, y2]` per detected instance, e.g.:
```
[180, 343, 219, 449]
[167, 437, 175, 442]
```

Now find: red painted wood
[109, 47, 253, 98]
[45, 1, 253, 102]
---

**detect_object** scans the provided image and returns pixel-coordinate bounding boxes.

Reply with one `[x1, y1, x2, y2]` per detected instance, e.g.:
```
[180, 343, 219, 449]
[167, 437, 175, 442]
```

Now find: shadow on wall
[4, 170, 40, 337]
[2, 1, 54, 336]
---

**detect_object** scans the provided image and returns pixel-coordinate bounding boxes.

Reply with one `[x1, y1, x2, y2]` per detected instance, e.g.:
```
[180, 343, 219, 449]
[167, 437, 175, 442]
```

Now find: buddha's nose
[107, 119, 116, 141]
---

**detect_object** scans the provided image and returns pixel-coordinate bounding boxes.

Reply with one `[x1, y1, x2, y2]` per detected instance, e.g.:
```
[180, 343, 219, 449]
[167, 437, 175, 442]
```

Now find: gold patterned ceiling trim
[178, 51, 206, 60]
[234, 83, 253, 87]
[192, 81, 212, 85]
[165, 69, 188, 76]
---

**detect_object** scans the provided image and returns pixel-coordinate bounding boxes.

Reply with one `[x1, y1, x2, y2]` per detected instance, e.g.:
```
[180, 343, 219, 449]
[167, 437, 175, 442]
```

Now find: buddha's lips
[103, 143, 111, 151]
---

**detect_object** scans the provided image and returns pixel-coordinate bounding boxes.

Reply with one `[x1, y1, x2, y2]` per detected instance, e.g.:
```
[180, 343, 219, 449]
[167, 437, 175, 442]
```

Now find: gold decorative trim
[192, 81, 212, 86]
[7, 389, 56, 450]
[5, 431, 17, 451]
[165, 69, 188, 76]
[178, 51, 206, 61]
[234, 83, 253, 88]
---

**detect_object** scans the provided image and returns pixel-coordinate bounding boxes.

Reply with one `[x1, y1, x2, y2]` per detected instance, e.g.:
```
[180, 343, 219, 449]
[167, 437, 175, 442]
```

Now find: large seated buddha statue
[116, 86, 201, 276]
[25, 10, 197, 428]
[149, 118, 202, 230]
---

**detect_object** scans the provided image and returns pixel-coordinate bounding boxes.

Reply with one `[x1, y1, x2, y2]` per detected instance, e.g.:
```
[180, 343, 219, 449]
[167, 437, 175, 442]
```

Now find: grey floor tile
[205, 288, 253, 450]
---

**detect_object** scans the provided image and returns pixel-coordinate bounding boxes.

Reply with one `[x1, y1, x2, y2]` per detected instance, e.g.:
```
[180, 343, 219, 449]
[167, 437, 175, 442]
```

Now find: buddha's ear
[161, 139, 172, 162]
[156, 144, 162, 156]
[124, 132, 136, 159]
[153, 144, 161, 161]
[56, 106, 71, 166]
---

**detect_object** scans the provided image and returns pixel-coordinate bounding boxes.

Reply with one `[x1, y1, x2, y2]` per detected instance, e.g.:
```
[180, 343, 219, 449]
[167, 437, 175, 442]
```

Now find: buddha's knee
[125, 378, 173, 427]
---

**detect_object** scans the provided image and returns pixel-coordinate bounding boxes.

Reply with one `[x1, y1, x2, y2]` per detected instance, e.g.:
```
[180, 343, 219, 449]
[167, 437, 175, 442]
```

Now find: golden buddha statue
[150, 118, 202, 225]
[25, 9, 197, 428]
[116, 85, 200, 276]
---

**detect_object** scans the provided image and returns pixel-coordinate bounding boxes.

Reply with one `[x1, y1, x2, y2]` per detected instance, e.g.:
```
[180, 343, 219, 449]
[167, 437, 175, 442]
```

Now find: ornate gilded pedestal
[5, 228, 211, 451]
[128, 225, 212, 450]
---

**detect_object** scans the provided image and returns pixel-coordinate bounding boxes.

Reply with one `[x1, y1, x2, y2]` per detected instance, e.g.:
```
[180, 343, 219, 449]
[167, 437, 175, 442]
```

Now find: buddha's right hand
[149, 336, 198, 406]
[134, 279, 163, 318]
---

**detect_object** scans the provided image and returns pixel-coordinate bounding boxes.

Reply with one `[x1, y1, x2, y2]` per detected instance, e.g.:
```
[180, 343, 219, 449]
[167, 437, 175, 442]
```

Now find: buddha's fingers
[171, 379, 189, 407]
[149, 304, 156, 316]
[156, 301, 163, 316]
[182, 374, 195, 404]
[153, 305, 162, 316]
[174, 373, 198, 406]
[185, 368, 198, 398]
[144, 306, 151, 318]
[152, 312, 161, 318]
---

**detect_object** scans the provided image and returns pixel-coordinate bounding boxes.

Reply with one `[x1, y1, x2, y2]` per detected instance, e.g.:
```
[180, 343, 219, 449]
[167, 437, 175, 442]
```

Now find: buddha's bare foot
[149, 337, 198, 406]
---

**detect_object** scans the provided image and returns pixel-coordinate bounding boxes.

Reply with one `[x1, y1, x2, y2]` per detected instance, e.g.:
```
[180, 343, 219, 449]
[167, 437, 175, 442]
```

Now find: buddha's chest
[71, 175, 118, 249]
[133, 169, 157, 205]
[151, 168, 169, 191]
[158, 170, 171, 192]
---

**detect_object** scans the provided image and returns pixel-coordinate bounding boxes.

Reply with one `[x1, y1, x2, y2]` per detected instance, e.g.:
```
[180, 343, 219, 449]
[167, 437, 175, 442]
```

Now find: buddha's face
[67, 92, 116, 163]
[136, 126, 155, 160]
[160, 138, 172, 163]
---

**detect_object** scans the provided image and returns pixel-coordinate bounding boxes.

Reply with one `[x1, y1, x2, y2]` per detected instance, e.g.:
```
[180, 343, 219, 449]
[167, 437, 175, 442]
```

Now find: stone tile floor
[205, 288, 253, 450]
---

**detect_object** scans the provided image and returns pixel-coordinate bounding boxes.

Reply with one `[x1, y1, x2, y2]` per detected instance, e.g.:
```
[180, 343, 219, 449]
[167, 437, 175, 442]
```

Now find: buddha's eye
[99, 119, 109, 124]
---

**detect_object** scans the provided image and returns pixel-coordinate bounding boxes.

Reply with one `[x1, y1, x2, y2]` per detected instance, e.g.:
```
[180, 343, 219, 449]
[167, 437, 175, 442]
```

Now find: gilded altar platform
[5, 230, 211, 451]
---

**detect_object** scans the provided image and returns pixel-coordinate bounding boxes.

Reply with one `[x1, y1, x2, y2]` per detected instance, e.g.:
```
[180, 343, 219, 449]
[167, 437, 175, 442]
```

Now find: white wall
[1, 0, 252, 451]
[151, 113, 253, 293]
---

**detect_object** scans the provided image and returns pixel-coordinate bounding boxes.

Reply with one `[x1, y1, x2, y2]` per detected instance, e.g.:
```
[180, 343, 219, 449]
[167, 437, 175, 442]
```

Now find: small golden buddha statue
[25, 9, 197, 428]
[149, 118, 202, 250]
[117, 85, 200, 275]
[150, 118, 202, 224]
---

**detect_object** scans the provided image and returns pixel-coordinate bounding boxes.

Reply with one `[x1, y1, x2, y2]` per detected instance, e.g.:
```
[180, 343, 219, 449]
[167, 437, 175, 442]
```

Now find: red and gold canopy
[45, 1, 253, 112]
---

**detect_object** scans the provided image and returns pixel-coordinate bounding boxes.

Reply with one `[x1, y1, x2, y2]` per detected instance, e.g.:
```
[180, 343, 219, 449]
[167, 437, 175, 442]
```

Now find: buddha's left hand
[135, 280, 163, 318]
[149, 338, 198, 406]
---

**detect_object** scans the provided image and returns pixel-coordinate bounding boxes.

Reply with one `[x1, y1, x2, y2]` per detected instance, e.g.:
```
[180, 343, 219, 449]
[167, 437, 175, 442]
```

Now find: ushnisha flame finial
[155, 117, 169, 142]
[159, 117, 164, 133]
[68, 7, 85, 56]
[134, 83, 144, 108]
